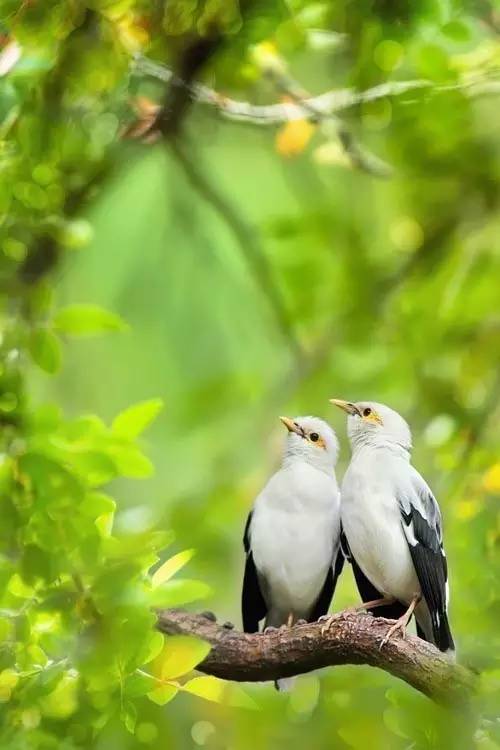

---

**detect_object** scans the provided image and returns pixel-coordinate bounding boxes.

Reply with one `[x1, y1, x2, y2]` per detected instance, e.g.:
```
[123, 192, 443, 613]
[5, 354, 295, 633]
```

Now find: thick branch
[157, 608, 475, 708]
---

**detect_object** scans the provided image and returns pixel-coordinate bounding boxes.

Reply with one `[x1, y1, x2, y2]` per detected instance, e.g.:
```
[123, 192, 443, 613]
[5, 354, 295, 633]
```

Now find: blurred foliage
[1, 0, 500, 748]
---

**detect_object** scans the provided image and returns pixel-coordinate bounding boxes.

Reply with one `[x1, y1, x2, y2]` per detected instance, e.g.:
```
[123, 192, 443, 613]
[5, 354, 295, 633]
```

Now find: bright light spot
[137, 722, 159, 744]
[424, 414, 455, 446]
[288, 675, 320, 719]
[116, 505, 154, 533]
[390, 216, 424, 253]
[191, 721, 215, 746]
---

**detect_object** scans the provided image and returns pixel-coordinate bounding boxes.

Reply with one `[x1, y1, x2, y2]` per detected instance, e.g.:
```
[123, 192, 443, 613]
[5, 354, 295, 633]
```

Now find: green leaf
[150, 579, 212, 607]
[124, 671, 156, 698]
[53, 304, 127, 336]
[82, 492, 117, 519]
[142, 632, 165, 665]
[121, 701, 137, 734]
[151, 549, 195, 588]
[112, 399, 164, 439]
[110, 445, 154, 478]
[147, 683, 178, 706]
[227, 683, 259, 710]
[181, 675, 224, 703]
[29, 328, 61, 373]
[157, 636, 211, 680]
[180, 676, 258, 710]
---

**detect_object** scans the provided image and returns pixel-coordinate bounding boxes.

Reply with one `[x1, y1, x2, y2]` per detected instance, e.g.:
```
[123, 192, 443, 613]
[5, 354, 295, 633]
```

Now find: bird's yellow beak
[279, 416, 302, 435]
[329, 399, 360, 416]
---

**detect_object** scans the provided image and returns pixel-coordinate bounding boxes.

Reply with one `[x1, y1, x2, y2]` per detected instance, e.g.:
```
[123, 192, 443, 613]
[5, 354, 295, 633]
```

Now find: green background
[1, 0, 500, 748]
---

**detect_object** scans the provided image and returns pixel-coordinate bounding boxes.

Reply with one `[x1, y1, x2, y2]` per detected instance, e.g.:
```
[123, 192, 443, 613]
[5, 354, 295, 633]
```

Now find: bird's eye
[363, 408, 372, 417]
[310, 432, 319, 442]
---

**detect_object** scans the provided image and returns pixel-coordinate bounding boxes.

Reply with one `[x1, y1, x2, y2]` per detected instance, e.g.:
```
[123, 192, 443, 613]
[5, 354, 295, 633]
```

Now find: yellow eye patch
[308, 435, 326, 448]
[363, 411, 383, 426]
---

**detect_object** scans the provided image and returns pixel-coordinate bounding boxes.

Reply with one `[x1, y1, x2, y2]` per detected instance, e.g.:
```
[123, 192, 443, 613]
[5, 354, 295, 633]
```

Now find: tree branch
[156, 608, 476, 709]
[134, 55, 500, 126]
[170, 140, 305, 362]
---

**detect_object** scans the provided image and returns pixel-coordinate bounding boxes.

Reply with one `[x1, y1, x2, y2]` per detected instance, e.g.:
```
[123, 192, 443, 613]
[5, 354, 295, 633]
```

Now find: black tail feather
[435, 611, 455, 653]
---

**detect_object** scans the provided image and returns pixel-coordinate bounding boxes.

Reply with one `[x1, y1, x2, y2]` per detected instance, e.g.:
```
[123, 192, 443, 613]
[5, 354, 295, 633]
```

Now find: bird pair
[241, 400, 454, 690]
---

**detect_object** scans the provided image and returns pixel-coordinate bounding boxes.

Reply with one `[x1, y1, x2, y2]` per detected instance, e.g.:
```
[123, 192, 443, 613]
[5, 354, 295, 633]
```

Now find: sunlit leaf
[155, 636, 211, 680]
[83, 492, 117, 518]
[151, 549, 195, 588]
[110, 445, 154, 478]
[142, 632, 165, 665]
[53, 304, 127, 336]
[227, 683, 259, 710]
[150, 579, 212, 607]
[112, 399, 164, 438]
[181, 675, 224, 703]
[147, 683, 178, 706]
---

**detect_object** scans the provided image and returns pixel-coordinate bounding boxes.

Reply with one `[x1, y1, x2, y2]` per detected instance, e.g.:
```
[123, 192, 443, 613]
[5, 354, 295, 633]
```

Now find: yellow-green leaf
[156, 636, 211, 680]
[181, 675, 224, 703]
[29, 328, 61, 374]
[152, 549, 195, 589]
[53, 304, 127, 336]
[181, 676, 259, 710]
[112, 399, 163, 439]
[150, 579, 212, 607]
[147, 683, 178, 706]
[227, 683, 259, 710]
[142, 632, 165, 665]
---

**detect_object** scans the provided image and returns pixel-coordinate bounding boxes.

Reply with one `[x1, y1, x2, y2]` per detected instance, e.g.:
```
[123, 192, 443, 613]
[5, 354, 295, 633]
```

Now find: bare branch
[133, 55, 500, 126]
[157, 608, 476, 708]
[133, 56, 431, 123]
[170, 140, 305, 361]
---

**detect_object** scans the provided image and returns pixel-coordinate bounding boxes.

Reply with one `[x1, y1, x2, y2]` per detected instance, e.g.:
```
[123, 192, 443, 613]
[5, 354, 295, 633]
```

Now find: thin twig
[170, 140, 305, 361]
[133, 56, 430, 123]
[133, 55, 500, 126]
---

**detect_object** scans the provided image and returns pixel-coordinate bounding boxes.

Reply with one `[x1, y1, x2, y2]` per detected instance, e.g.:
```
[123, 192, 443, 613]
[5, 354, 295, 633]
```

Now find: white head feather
[281, 415, 339, 474]
[331, 400, 412, 455]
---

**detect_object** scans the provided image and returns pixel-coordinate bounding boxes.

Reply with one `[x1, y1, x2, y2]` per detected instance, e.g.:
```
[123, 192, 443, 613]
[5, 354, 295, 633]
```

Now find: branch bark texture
[156, 608, 475, 708]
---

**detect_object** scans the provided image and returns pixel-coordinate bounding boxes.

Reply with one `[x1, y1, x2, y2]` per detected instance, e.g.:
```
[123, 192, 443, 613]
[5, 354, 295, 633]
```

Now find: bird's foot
[379, 594, 420, 649]
[379, 616, 409, 649]
[263, 626, 278, 634]
[318, 614, 337, 636]
[295, 619, 307, 626]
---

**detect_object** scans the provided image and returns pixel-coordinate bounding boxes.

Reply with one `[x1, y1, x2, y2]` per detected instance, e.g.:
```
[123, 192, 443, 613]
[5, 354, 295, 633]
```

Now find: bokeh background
[1, 1, 500, 748]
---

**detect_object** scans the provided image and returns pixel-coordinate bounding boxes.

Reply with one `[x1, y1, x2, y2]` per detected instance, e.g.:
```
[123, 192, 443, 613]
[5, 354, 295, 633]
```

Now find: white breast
[341, 452, 420, 604]
[250, 462, 340, 621]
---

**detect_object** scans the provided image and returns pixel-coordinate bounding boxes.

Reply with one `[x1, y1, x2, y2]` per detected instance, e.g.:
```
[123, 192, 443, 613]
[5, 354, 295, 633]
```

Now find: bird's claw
[379, 618, 407, 650]
[295, 619, 307, 626]
[319, 614, 336, 636]
[263, 626, 278, 634]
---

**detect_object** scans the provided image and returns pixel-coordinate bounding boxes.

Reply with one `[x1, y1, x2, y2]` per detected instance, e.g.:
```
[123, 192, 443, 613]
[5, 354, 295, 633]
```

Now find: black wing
[399, 474, 454, 652]
[309, 545, 345, 622]
[241, 512, 267, 632]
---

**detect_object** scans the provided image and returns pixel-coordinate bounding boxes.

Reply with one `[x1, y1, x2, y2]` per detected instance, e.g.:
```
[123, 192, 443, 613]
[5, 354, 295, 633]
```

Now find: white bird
[241, 415, 344, 689]
[329, 399, 455, 654]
